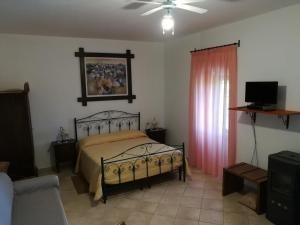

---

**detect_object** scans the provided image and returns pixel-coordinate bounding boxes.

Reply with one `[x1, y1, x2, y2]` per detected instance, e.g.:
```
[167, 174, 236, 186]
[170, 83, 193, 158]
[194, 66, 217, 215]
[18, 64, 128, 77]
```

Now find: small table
[223, 162, 268, 214]
[51, 139, 76, 172]
[145, 128, 166, 144]
[0, 161, 10, 173]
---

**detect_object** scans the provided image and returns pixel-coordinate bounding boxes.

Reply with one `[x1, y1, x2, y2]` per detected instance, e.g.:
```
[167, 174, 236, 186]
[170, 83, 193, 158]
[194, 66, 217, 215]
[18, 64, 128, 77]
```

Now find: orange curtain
[188, 45, 237, 177]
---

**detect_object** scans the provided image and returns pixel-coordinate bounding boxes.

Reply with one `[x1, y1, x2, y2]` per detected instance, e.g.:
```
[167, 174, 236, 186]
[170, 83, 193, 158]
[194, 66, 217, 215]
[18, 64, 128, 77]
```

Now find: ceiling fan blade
[176, 0, 205, 4]
[142, 6, 164, 16]
[176, 4, 207, 14]
[133, 0, 162, 5]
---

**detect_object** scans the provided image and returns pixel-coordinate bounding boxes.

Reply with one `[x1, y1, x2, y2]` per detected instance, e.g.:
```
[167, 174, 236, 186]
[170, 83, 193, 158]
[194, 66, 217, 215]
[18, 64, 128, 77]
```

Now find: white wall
[164, 3, 300, 169]
[1, 3, 300, 170]
[0, 34, 165, 169]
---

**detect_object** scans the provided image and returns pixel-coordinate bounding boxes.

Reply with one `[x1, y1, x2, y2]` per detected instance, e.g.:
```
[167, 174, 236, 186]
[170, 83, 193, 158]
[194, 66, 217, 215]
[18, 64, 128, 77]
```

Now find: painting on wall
[75, 48, 136, 106]
[85, 57, 128, 97]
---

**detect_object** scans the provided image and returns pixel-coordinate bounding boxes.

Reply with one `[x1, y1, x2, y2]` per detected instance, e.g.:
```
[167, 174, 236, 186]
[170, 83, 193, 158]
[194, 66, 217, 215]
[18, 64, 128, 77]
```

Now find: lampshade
[161, 13, 174, 35]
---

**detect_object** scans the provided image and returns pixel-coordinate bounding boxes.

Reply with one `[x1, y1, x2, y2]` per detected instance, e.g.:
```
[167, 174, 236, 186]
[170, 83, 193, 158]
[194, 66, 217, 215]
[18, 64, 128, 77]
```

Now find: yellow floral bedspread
[75, 135, 188, 200]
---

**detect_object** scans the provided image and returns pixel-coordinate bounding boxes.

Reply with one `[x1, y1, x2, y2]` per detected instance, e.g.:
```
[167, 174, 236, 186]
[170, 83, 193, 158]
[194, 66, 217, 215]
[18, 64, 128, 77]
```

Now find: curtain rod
[190, 40, 240, 53]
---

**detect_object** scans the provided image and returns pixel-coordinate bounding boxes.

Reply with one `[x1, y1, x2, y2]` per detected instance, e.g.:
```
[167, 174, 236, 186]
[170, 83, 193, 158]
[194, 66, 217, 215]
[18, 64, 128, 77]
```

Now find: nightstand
[51, 139, 76, 172]
[145, 128, 167, 144]
[0, 161, 10, 173]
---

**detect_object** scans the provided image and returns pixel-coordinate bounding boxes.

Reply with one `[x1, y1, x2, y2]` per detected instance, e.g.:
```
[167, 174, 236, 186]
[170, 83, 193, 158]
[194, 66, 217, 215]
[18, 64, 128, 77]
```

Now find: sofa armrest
[14, 175, 59, 195]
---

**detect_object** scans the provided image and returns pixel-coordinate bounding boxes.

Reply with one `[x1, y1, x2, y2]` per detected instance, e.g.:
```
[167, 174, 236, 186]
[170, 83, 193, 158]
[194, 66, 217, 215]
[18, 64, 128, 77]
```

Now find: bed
[74, 110, 186, 202]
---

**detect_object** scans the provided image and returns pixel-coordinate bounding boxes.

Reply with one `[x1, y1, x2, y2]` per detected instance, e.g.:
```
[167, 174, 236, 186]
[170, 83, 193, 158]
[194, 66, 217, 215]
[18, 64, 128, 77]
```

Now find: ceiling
[0, 0, 299, 41]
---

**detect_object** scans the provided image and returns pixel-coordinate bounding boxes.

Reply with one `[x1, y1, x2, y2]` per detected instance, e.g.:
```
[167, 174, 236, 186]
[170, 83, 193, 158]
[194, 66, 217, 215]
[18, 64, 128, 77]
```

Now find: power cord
[250, 118, 259, 166]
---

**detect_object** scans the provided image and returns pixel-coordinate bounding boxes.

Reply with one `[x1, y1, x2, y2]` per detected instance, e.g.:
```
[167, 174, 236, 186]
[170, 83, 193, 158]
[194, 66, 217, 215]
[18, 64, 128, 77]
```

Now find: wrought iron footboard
[100, 142, 186, 203]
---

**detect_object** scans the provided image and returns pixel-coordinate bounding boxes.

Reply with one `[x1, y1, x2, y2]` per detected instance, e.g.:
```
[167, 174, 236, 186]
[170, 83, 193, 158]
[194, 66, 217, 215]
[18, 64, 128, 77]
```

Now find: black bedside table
[51, 139, 76, 172]
[145, 128, 166, 144]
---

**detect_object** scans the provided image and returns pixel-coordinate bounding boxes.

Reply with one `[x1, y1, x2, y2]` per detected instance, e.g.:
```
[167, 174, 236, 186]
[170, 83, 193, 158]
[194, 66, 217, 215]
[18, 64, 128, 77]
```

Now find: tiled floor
[57, 168, 274, 225]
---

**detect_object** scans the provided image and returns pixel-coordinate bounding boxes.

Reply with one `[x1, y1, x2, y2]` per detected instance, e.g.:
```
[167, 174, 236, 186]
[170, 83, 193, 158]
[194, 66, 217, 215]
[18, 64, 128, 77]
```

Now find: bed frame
[74, 110, 186, 203]
[74, 110, 141, 141]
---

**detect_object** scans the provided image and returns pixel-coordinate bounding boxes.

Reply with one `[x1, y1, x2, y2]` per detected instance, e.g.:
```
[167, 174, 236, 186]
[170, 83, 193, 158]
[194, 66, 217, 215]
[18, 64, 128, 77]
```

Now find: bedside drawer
[145, 128, 166, 144]
[55, 144, 75, 162]
[51, 139, 76, 172]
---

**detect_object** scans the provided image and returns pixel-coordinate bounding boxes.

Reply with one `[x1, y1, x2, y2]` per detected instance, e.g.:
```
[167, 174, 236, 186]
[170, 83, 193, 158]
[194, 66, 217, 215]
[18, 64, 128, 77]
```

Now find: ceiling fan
[126, 0, 207, 35]
[134, 0, 208, 16]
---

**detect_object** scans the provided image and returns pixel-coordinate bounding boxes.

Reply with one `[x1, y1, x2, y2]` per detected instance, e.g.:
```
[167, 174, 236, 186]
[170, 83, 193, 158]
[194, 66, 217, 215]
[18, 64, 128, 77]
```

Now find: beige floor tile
[98, 221, 121, 225]
[224, 212, 249, 225]
[124, 190, 145, 200]
[150, 215, 175, 225]
[137, 201, 158, 214]
[168, 178, 186, 187]
[63, 194, 93, 214]
[67, 215, 86, 225]
[180, 196, 202, 208]
[241, 205, 258, 216]
[101, 207, 132, 224]
[223, 193, 257, 215]
[201, 198, 223, 211]
[223, 192, 243, 201]
[187, 180, 205, 189]
[204, 176, 221, 182]
[190, 173, 210, 181]
[203, 190, 223, 200]
[155, 203, 179, 217]
[114, 198, 140, 209]
[248, 214, 274, 225]
[198, 222, 219, 225]
[101, 196, 125, 208]
[61, 190, 80, 205]
[223, 199, 244, 213]
[176, 206, 201, 221]
[143, 192, 164, 203]
[126, 211, 152, 225]
[204, 181, 222, 191]
[146, 184, 167, 194]
[161, 193, 182, 205]
[60, 177, 77, 192]
[59, 167, 273, 225]
[184, 187, 204, 198]
[165, 185, 186, 195]
[85, 205, 106, 219]
[164, 180, 187, 189]
[200, 209, 223, 224]
[174, 218, 198, 225]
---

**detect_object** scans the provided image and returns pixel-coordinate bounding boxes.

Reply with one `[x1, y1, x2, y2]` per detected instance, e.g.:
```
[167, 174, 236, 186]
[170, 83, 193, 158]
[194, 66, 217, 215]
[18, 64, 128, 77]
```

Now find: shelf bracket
[279, 115, 290, 129]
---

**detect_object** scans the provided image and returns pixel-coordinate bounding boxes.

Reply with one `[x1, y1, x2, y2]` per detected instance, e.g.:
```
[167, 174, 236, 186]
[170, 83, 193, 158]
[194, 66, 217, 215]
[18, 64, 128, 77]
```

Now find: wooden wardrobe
[0, 83, 37, 179]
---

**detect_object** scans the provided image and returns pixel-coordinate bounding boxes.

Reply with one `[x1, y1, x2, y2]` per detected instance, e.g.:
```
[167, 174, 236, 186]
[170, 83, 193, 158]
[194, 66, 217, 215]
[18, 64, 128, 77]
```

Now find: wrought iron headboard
[74, 110, 140, 141]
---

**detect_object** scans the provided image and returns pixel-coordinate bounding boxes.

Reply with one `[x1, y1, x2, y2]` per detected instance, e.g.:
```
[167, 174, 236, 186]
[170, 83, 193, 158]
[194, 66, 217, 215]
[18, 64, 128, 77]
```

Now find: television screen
[245, 81, 278, 105]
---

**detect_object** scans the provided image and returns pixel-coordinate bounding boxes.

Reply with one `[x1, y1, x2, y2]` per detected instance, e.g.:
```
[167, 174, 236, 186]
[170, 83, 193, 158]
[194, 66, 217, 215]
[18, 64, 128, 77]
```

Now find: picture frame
[75, 48, 136, 106]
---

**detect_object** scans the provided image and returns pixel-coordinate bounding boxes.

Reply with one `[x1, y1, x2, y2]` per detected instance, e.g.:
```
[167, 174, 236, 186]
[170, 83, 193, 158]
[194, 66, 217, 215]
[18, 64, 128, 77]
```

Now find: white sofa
[0, 173, 68, 225]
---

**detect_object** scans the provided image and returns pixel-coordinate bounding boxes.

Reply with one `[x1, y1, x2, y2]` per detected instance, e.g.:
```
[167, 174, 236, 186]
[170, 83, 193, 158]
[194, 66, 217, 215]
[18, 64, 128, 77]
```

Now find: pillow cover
[79, 130, 147, 148]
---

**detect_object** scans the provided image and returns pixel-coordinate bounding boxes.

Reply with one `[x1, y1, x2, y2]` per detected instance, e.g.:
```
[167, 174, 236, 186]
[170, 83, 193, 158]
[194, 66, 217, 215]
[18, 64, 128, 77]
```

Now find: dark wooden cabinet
[145, 128, 166, 144]
[0, 83, 37, 179]
[51, 139, 76, 172]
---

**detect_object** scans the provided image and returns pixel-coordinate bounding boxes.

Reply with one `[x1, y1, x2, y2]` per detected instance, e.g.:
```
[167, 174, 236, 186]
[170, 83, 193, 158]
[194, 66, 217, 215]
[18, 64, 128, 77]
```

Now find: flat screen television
[245, 81, 278, 105]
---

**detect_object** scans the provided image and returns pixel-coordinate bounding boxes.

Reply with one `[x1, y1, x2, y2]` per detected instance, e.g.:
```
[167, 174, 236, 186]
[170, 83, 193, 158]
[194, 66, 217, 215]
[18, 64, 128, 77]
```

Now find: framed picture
[75, 48, 136, 106]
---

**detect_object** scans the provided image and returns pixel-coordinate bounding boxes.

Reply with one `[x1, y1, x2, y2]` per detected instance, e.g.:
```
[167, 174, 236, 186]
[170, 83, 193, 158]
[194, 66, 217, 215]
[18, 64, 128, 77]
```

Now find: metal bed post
[101, 157, 107, 203]
[74, 118, 78, 142]
[138, 112, 141, 130]
[145, 157, 151, 188]
[182, 142, 186, 182]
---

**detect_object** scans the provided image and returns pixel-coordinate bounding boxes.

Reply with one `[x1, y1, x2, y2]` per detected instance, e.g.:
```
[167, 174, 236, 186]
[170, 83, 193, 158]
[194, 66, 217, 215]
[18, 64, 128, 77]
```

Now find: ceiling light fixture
[161, 10, 174, 35]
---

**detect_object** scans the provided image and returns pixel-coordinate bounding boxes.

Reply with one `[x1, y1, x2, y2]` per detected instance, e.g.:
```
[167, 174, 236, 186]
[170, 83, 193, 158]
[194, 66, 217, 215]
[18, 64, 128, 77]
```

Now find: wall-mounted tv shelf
[230, 106, 300, 129]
